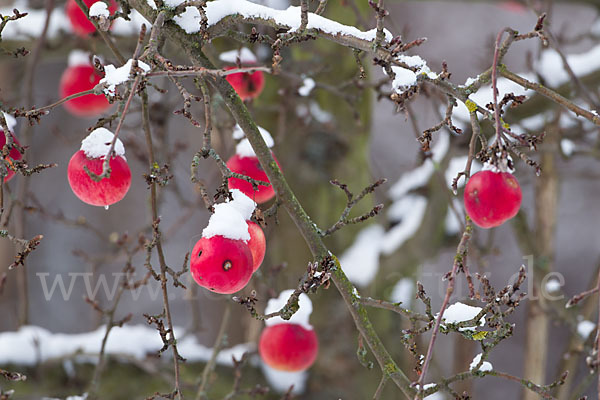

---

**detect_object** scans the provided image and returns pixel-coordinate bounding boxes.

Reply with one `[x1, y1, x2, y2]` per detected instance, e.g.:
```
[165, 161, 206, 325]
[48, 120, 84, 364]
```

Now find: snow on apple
[264, 290, 312, 329]
[219, 48, 258, 64]
[233, 124, 275, 158]
[67, 128, 131, 207]
[60, 51, 112, 117]
[191, 190, 263, 293]
[89, 1, 110, 18]
[65, 0, 118, 37]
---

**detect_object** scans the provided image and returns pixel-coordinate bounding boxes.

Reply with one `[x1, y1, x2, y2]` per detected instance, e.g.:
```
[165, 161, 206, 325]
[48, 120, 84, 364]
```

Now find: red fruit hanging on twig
[65, 0, 118, 37]
[464, 169, 522, 228]
[67, 128, 131, 207]
[60, 51, 112, 117]
[190, 236, 254, 294]
[259, 323, 319, 372]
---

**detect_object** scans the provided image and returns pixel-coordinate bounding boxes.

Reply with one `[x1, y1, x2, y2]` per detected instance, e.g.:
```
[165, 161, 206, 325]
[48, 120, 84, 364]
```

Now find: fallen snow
[89, 1, 109, 18]
[438, 302, 485, 332]
[80, 128, 125, 159]
[234, 124, 275, 157]
[380, 195, 427, 255]
[577, 320, 596, 339]
[469, 353, 493, 372]
[219, 48, 258, 64]
[298, 77, 315, 97]
[388, 131, 449, 199]
[264, 289, 313, 330]
[100, 59, 151, 96]
[389, 278, 414, 306]
[0, 325, 253, 366]
[261, 363, 307, 394]
[339, 224, 385, 287]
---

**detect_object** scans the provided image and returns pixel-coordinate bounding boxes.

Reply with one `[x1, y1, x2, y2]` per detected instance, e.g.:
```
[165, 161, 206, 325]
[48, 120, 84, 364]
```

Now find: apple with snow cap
[65, 0, 118, 37]
[227, 124, 279, 204]
[60, 51, 112, 117]
[67, 128, 131, 207]
[464, 164, 522, 229]
[220, 48, 265, 101]
[259, 290, 319, 372]
[190, 190, 260, 294]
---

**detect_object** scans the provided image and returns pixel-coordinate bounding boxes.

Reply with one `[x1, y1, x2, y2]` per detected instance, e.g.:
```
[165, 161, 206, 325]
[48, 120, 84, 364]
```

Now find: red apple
[68, 150, 131, 207]
[259, 323, 319, 372]
[190, 236, 254, 294]
[225, 66, 265, 101]
[227, 154, 279, 204]
[65, 0, 118, 37]
[464, 170, 522, 228]
[247, 220, 266, 272]
[0, 131, 22, 182]
[60, 64, 111, 117]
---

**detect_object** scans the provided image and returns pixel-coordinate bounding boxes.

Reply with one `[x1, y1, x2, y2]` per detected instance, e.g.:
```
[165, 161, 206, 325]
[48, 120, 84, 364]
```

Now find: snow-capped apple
[60, 52, 111, 117]
[247, 220, 266, 272]
[0, 131, 22, 182]
[259, 324, 319, 372]
[67, 128, 131, 207]
[190, 235, 254, 294]
[225, 66, 265, 101]
[464, 169, 522, 228]
[227, 154, 279, 204]
[190, 192, 256, 294]
[65, 0, 118, 37]
[259, 290, 318, 371]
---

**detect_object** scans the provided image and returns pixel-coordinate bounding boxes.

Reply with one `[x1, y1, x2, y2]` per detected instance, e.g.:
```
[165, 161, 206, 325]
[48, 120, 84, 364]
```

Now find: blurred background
[1, 0, 600, 399]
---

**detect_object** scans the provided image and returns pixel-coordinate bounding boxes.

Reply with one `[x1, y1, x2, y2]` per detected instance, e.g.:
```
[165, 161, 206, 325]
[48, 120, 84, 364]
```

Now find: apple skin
[247, 220, 266, 272]
[259, 323, 319, 372]
[225, 66, 265, 101]
[67, 150, 131, 207]
[0, 131, 22, 182]
[60, 64, 112, 117]
[190, 236, 254, 294]
[464, 170, 522, 228]
[65, 0, 118, 37]
[227, 154, 279, 204]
